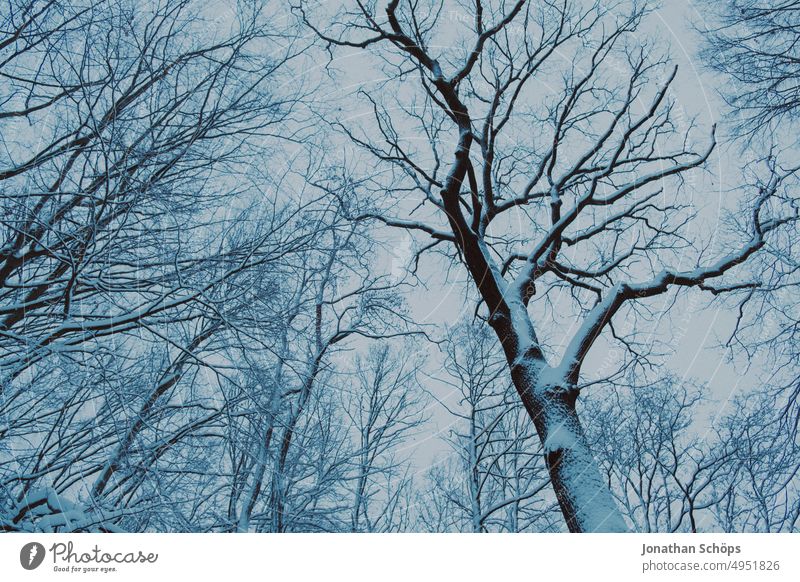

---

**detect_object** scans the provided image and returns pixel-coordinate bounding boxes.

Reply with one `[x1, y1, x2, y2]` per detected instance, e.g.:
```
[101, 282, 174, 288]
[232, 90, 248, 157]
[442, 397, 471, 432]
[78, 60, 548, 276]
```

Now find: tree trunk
[236, 425, 274, 533]
[501, 347, 628, 532]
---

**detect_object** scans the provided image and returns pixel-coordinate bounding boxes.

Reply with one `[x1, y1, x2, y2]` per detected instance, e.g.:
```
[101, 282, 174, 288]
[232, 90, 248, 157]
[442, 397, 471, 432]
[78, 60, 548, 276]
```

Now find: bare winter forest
[1, 0, 799, 533]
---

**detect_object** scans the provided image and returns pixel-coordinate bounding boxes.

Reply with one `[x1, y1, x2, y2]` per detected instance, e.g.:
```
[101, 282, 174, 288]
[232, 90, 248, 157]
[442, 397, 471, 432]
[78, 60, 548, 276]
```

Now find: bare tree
[0, 0, 307, 382]
[227, 199, 422, 532]
[342, 341, 426, 532]
[300, 0, 793, 531]
[0, 0, 317, 531]
[419, 320, 558, 532]
[710, 390, 800, 532]
[700, 0, 800, 137]
[700, 2, 800, 433]
[583, 377, 738, 532]
[3, 0, 797, 535]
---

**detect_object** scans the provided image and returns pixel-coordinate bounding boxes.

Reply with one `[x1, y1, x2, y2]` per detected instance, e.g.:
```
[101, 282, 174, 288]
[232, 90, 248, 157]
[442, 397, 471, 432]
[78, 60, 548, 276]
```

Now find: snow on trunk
[509, 356, 629, 533]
